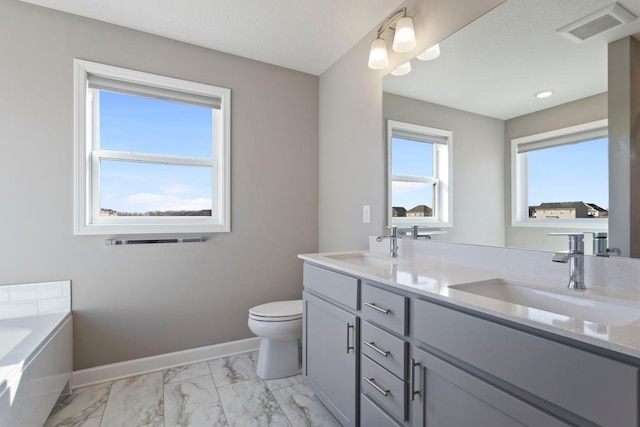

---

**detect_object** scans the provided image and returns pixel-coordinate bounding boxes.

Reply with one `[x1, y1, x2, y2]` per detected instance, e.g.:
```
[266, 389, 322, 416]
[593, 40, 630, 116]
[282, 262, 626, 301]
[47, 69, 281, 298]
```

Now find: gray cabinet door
[410, 347, 571, 427]
[303, 292, 358, 427]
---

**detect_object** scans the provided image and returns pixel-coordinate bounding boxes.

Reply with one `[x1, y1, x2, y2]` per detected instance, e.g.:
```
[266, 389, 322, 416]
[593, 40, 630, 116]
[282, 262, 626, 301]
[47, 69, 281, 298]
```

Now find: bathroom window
[387, 120, 452, 227]
[511, 119, 608, 228]
[73, 59, 230, 235]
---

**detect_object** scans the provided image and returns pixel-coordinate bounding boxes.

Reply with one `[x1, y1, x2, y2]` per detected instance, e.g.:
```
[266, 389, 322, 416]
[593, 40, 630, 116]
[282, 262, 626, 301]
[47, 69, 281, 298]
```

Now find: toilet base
[256, 338, 301, 380]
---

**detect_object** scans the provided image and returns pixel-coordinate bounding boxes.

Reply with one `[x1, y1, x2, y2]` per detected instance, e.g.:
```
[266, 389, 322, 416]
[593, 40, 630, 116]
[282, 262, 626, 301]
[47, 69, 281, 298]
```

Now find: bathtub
[0, 281, 72, 427]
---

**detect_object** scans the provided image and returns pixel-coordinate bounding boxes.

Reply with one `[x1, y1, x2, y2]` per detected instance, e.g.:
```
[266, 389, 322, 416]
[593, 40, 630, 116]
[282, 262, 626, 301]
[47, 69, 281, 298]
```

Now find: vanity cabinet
[302, 264, 361, 427]
[412, 299, 639, 427]
[410, 347, 570, 427]
[302, 260, 640, 427]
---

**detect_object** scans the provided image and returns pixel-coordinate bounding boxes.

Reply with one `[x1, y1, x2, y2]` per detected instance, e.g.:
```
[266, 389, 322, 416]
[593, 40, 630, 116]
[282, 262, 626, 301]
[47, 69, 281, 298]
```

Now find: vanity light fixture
[391, 61, 412, 76]
[535, 89, 555, 98]
[417, 43, 441, 61]
[368, 8, 416, 70]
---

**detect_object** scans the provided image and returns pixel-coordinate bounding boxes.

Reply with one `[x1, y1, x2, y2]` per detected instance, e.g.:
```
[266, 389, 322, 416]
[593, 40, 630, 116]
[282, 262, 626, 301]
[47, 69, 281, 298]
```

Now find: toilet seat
[249, 300, 302, 322]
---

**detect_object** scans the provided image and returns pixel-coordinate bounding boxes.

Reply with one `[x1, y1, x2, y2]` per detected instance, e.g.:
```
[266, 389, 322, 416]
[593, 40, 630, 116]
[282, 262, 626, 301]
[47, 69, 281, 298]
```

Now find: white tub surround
[0, 280, 72, 427]
[299, 242, 640, 360]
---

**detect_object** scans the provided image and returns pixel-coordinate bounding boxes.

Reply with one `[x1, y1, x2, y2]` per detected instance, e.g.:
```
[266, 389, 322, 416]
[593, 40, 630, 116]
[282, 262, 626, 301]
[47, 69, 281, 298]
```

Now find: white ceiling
[19, 0, 404, 75]
[383, 0, 640, 120]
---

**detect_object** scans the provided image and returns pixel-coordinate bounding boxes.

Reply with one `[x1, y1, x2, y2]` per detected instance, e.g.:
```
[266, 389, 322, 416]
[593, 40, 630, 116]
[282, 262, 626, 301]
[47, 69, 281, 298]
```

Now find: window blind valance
[517, 127, 607, 154]
[392, 128, 448, 145]
[88, 75, 222, 109]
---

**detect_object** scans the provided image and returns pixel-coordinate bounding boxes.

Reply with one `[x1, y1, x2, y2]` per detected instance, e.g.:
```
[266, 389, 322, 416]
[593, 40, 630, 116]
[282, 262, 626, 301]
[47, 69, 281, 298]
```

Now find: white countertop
[299, 251, 640, 360]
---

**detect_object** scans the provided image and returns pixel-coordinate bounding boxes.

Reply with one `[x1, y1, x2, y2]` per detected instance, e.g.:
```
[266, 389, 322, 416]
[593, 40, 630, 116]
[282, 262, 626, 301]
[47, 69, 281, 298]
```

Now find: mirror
[383, 0, 640, 257]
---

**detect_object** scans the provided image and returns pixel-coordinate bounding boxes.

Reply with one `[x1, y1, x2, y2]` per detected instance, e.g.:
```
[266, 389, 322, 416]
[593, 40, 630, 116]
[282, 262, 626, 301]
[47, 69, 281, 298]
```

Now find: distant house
[407, 205, 433, 217]
[529, 201, 608, 219]
[392, 207, 407, 217]
[100, 208, 117, 216]
[585, 203, 608, 218]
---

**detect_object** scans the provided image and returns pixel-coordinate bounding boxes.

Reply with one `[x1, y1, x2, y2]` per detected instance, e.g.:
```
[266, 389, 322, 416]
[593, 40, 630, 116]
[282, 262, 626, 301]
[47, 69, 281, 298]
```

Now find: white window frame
[387, 120, 452, 227]
[511, 119, 608, 229]
[73, 59, 231, 235]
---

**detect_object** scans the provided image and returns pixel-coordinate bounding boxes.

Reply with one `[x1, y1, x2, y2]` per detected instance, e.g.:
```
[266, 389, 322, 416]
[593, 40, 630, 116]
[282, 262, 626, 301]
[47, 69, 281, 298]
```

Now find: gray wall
[504, 93, 608, 252]
[318, 0, 506, 252]
[1, 1, 319, 369]
[383, 93, 505, 246]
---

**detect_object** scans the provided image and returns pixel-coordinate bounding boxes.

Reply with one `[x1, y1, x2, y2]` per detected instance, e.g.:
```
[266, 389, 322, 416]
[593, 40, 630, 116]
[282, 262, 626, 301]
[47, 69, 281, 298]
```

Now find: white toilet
[248, 300, 303, 380]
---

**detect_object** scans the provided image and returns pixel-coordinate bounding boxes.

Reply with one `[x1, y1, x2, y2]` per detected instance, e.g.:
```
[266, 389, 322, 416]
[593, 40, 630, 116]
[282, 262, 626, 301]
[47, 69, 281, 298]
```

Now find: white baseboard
[72, 337, 260, 388]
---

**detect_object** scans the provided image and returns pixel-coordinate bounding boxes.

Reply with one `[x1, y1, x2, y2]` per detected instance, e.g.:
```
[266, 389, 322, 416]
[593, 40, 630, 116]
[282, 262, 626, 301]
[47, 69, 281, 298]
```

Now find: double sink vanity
[299, 247, 640, 427]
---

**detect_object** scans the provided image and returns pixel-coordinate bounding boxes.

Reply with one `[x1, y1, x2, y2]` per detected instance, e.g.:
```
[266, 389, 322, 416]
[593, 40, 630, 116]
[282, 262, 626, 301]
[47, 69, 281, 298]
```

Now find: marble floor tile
[164, 361, 212, 384]
[101, 372, 163, 427]
[72, 418, 102, 427]
[264, 374, 304, 391]
[272, 382, 340, 427]
[44, 382, 111, 427]
[218, 378, 291, 427]
[248, 350, 259, 366]
[164, 375, 228, 427]
[209, 353, 258, 387]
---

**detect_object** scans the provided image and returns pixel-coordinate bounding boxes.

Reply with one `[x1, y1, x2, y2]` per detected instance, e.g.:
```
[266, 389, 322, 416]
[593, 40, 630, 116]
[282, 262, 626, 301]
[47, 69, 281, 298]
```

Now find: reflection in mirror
[383, 0, 640, 257]
[387, 120, 451, 227]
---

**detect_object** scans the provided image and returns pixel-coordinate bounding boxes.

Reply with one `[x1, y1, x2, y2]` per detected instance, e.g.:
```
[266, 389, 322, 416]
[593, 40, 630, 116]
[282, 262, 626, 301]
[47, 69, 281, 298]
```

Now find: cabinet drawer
[361, 355, 407, 421]
[413, 299, 639, 427]
[361, 393, 402, 427]
[362, 284, 408, 335]
[362, 321, 407, 380]
[303, 263, 359, 310]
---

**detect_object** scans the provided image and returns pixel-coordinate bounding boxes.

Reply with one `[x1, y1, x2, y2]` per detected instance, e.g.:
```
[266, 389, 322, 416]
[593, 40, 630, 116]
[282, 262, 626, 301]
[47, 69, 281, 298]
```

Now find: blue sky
[391, 136, 608, 211]
[99, 91, 213, 213]
[527, 137, 608, 208]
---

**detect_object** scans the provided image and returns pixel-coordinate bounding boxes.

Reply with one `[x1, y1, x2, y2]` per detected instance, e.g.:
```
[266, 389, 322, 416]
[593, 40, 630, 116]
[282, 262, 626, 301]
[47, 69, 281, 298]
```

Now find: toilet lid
[249, 300, 303, 318]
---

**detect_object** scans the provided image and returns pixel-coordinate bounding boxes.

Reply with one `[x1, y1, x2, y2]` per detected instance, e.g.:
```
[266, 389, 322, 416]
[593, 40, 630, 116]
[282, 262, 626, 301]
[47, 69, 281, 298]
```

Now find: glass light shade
[417, 43, 441, 61]
[390, 61, 411, 76]
[368, 37, 389, 70]
[392, 16, 416, 53]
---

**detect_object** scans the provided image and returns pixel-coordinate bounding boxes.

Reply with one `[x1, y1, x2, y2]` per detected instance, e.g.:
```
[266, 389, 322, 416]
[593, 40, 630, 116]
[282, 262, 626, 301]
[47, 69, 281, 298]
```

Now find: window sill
[74, 222, 230, 235]
[511, 219, 607, 230]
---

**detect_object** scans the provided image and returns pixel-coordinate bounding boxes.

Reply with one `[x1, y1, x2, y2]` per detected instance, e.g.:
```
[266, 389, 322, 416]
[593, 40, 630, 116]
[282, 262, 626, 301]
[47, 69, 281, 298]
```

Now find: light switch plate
[363, 205, 370, 223]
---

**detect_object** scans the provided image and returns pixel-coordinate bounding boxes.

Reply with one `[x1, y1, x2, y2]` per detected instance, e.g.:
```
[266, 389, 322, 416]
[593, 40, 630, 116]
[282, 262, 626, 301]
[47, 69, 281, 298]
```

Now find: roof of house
[408, 204, 432, 213]
[530, 201, 608, 212]
[392, 207, 407, 214]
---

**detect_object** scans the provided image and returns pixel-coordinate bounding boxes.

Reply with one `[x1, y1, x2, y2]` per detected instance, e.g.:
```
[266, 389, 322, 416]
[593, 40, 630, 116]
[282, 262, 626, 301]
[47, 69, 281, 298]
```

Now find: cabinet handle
[411, 358, 421, 401]
[346, 323, 354, 354]
[364, 302, 391, 314]
[363, 377, 389, 397]
[363, 341, 390, 357]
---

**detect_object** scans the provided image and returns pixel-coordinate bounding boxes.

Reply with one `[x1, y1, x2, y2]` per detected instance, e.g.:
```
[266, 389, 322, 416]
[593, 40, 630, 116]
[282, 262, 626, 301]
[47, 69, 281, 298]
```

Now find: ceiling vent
[557, 3, 637, 43]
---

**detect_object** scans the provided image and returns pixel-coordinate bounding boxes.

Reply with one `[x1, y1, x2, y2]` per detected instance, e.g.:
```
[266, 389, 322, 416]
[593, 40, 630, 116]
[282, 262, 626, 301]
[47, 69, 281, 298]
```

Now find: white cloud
[164, 184, 193, 195]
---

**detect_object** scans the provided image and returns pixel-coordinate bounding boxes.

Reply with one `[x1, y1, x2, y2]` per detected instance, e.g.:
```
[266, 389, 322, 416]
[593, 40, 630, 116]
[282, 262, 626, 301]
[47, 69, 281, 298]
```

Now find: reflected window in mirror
[511, 119, 608, 229]
[387, 120, 452, 227]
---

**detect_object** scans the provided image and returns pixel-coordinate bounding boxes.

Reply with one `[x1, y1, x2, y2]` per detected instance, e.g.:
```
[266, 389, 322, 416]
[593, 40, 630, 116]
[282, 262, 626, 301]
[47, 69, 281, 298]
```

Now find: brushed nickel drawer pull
[364, 340, 390, 357]
[364, 302, 391, 314]
[364, 377, 389, 397]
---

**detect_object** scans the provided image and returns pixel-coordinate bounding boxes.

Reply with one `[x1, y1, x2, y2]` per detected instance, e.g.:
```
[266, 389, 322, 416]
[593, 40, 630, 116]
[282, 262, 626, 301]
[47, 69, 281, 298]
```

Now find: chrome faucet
[585, 232, 621, 257]
[376, 225, 398, 258]
[411, 225, 432, 240]
[550, 233, 585, 290]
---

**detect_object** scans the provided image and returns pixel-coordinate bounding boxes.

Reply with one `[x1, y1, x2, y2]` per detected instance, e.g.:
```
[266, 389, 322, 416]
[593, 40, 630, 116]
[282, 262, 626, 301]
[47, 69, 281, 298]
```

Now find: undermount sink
[449, 279, 640, 327]
[325, 253, 400, 267]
